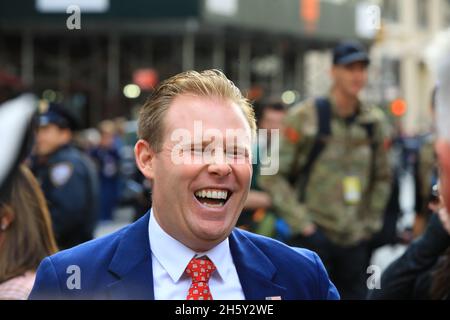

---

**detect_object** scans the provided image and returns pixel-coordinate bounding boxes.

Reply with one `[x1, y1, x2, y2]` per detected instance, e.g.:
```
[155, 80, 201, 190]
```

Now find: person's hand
[437, 207, 450, 235]
[301, 223, 317, 237]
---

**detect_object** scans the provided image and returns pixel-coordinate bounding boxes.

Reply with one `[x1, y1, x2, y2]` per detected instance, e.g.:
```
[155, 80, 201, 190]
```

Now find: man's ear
[135, 139, 155, 180]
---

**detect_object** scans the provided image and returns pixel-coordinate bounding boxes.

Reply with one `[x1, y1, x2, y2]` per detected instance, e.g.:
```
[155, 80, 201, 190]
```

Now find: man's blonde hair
[137, 69, 256, 151]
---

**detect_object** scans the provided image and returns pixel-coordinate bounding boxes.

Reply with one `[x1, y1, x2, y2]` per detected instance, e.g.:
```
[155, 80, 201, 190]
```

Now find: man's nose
[207, 162, 232, 177]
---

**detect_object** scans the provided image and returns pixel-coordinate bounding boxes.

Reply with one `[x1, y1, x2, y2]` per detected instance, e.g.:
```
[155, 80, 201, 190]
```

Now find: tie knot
[185, 257, 216, 283]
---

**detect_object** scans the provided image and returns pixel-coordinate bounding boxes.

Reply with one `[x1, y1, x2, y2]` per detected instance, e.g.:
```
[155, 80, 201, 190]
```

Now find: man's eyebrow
[180, 140, 249, 149]
[225, 144, 250, 155]
[178, 139, 214, 147]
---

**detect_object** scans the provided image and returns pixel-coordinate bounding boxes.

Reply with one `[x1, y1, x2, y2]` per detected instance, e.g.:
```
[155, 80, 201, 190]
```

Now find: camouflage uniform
[259, 95, 392, 247]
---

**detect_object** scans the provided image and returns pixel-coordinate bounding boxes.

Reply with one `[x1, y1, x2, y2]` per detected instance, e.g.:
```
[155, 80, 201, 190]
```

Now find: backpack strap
[297, 97, 332, 202]
[360, 122, 377, 186]
[293, 98, 379, 202]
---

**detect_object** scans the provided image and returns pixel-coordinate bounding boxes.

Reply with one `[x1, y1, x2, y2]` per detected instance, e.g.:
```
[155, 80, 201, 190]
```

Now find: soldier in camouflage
[259, 41, 392, 299]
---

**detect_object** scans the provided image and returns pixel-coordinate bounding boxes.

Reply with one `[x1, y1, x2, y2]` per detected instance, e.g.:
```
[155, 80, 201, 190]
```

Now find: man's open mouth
[194, 188, 232, 208]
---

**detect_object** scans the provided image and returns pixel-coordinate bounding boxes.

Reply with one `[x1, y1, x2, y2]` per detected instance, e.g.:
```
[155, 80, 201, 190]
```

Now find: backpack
[289, 97, 399, 248]
[290, 97, 378, 202]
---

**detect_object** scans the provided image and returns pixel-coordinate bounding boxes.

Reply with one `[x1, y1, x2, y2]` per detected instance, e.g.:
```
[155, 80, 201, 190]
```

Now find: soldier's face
[332, 62, 368, 97]
[36, 124, 71, 156]
[136, 95, 253, 252]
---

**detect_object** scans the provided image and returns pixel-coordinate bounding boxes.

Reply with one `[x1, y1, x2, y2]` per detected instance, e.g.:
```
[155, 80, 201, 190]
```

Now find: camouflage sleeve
[364, 112, 393, 235]
[257, 104, 314, 234]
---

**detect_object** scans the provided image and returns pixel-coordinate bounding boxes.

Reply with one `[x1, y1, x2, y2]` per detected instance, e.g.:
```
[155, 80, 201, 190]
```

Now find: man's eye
[190, 147, 203, 154]
[227, 148, 247, 158]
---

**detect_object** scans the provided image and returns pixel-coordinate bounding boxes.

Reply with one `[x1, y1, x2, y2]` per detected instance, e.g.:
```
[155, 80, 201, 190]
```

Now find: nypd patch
[50, 162, 73, 187]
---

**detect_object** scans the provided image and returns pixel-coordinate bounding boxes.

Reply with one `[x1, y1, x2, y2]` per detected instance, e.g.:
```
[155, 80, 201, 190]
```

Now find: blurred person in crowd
[73, 128, 101, 152]
[107, 118, 152, 222]
[259, 41, 392, 299]
[30, 69, 339, 300]
[90, 120, 121, 222]
[0, 80, 58, 300]
[423, 28, 450, 214]
[368, 181, 450, 299]
[412, 88, 439, 237]
[31, 103, 99, 249]
[238, 99, 290, 240]
[429, 28, 450, 299]
[111, 116, 137, 215]
[113, 116, 127, 151]
[368, 27, 450, 300]
[0, 165, 58, 300]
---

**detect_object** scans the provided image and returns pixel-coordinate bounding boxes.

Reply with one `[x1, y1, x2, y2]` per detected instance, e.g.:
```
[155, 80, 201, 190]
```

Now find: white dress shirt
[149, 208, 245, 300]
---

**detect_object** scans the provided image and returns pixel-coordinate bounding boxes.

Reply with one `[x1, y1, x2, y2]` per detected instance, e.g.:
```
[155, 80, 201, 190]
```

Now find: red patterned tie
[185, 256, 216, 300]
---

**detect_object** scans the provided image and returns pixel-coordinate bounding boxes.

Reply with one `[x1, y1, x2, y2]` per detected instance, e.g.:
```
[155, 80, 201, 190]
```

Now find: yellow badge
[342, 176, 362, 205]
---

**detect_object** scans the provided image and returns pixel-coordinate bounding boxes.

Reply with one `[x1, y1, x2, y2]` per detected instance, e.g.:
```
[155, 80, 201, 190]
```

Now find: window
[417, 0, 429, 29]
[382, 0, 399, 23]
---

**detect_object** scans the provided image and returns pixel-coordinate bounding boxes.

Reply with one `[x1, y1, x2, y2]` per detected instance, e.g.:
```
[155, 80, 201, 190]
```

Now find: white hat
[0, 94, 37, 196]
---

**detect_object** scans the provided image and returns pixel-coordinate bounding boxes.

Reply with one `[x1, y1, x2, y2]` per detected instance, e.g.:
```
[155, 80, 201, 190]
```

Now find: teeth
[195, 189, 229, 200]
[202, 202, 224, 208]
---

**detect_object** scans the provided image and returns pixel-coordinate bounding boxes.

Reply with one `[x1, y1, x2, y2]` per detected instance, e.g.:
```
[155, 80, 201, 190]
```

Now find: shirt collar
[328, 92, 362, 120]
[148, 208, 233, 283]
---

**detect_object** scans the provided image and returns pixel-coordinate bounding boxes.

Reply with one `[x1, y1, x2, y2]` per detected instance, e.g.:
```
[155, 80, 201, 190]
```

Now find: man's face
[332, 61, 368, 97]
[140, 95, 253, 251]
[36, 124, 70, 156]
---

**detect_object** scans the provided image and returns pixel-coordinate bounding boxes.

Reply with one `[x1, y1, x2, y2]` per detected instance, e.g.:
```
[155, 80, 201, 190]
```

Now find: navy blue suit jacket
[29, 212, 339, 300]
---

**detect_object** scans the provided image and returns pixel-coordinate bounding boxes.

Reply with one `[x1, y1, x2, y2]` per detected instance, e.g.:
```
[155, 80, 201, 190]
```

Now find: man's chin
[194, 223, 231, 242]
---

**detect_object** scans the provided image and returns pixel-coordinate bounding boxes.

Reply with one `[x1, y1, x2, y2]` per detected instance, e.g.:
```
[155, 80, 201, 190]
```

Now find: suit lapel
[229, 229, 287, 300]
[104, 213, 286, 300]
[106, 212, 155, 300]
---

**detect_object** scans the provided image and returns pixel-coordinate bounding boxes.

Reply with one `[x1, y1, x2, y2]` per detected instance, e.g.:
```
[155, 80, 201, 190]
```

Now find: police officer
[31, 103, 98, 249]
[259, 41, 392, 299]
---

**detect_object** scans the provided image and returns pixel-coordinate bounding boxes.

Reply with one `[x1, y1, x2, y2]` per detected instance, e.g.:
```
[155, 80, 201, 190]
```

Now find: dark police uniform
[31, 105, 98, 249]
